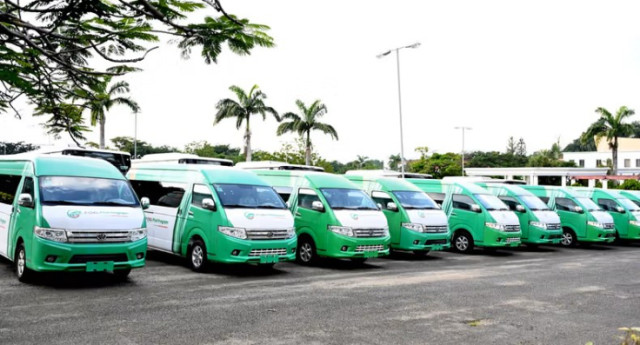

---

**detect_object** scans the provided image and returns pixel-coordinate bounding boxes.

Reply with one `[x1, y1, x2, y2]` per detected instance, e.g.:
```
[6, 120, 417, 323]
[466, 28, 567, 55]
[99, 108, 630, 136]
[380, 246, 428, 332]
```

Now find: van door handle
[295, 212, 301, 216]
[451, 212, 457, 216]
[188, 211, 194, 216]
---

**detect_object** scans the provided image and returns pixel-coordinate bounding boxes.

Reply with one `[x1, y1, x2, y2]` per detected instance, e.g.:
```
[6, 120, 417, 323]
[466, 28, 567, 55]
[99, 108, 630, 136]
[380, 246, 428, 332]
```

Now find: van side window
[371, 191, 393, 210]
[427, 193, 445, 207]
[191, 184, 213, 208]
[21, 177, 34, 198]
[130, 180, 186, 208]
[274, 186, 292, 203]
[597, 198, 618, 211]
[555, 197, 578, 212]
[452, 194, 475, 211]
[298, 188, 321, 209]
[0, 174, 22, 205]
[539, 197, 550, 204]
[499, 196, 520, 212]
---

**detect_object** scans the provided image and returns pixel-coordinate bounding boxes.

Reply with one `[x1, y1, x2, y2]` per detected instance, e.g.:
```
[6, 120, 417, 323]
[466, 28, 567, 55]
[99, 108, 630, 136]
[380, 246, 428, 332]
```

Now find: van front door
[554, 197, 584, 238]
[294, 188, 327, 252]
[183, 184, 216, 252]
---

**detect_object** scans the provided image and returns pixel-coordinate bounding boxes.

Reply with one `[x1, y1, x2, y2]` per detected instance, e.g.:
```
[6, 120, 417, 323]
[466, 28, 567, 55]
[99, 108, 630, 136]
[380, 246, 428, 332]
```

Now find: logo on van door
[67, 210, 81, 219]
[244, 212, 255, 220]
[350, 213, 359, 220]
[418, 211, 426, 218]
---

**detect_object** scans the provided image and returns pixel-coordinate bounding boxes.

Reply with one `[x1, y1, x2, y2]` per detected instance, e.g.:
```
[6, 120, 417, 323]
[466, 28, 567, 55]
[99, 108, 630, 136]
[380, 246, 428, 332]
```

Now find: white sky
[3, 0, 640, 163]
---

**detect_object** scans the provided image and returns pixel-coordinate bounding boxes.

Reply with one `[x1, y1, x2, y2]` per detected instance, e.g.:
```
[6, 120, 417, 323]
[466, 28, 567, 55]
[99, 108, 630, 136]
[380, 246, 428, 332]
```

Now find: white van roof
[26, 145, 130, 156]
[345, 170, 432, 178]
[133, 153, 233, 166]
[236, 161, 324, 172]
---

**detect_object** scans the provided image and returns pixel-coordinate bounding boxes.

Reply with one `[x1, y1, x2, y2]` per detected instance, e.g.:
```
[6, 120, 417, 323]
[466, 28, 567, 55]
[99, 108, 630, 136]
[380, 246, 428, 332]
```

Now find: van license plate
[260, 255, 279, 264]
[363, 251, 378, 258]
[86, 261, 114, 272]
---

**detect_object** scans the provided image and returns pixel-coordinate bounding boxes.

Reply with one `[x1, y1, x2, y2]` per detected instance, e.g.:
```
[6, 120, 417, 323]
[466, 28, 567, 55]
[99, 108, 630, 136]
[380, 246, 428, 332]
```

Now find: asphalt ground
[1, 242, 639, 345]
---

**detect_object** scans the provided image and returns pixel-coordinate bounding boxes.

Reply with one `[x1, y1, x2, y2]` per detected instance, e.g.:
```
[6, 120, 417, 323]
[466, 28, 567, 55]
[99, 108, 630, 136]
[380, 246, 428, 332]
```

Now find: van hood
[406, 209, 448, 226]
[532, 210, 561, 224]
[488, 211, 520, 226]
[42, 206, 144, 230]
[225, 209, 294, 229]
[334, 210, 387, 229]
[590, 210, 614, 224]
[631, 211, 640, 221]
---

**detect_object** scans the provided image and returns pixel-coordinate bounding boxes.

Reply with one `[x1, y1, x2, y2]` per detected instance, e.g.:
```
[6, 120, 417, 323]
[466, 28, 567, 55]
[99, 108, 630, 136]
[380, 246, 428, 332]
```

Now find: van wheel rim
[17, 249, 25, 277]
[455, 236, 469, 251]
[192, 246, 204, 268]
[300, 243, 313, 262]
[561, 232, 573, 246]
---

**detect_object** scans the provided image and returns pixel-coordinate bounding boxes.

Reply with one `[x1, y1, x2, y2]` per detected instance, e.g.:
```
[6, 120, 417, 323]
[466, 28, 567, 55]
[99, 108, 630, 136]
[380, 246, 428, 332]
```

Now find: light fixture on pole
[454, 126, 472, 176]
[377, 42, 421, 177]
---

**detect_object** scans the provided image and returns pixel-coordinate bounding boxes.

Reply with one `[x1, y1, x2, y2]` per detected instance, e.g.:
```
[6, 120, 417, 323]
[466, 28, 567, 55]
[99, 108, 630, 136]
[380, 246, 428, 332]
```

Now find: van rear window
[0, 174, 21, 205]
[130, 180, 186, 208]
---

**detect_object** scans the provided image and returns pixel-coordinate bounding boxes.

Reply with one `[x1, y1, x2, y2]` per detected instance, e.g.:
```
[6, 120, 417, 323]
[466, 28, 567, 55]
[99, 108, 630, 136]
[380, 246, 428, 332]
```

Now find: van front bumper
[481, 227, 522, 247]
[208, 236, 297, 264]
[524, 227, 563, 245]
[619, 223, 640, 240]
[28, 236, 147, 272]
[396, 227, 450, 251]
[582, 225, 616, 243]
[323, 233, 390, 259]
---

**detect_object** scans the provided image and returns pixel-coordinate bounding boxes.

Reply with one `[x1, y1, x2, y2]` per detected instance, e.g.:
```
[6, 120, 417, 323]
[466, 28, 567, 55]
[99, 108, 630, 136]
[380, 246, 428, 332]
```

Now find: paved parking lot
[0, 243, 639, 345]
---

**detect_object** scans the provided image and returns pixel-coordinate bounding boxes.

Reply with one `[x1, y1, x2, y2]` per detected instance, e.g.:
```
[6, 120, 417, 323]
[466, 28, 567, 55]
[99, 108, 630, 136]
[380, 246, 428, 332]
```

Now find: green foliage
[0, 141, 39, 155]
[253, 139, 335, 172]
[0, 1, 273, 137]
[111, 136, 179, 157]
[410, 152, 462, 179]
[388, 154, 402, 171]
[467, 151, 528, 168]
[618, 179, 640, 190]
[619, 327, 640, 345]
[330, 158, 384, 174]
[527, 139, 575, 168]
[184, 141, 242, 163]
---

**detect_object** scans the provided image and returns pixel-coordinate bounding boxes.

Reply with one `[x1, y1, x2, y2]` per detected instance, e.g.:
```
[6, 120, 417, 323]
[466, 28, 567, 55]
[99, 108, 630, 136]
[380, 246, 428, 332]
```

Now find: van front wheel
[188, 239, 208, 272]
[561, 229, 576, 247]
[15, 243, 35, 283]
[296, 237, 317, 265]
[453, 232, 474, 253]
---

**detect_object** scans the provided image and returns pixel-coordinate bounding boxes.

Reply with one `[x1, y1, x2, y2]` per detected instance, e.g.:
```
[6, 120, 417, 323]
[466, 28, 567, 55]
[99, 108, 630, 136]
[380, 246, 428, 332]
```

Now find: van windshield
[392, 191, 439, 209]
[39, 176, 139, 207]
[213, 184, 287, 209]
[575, 197, 601, 211]
[519, 195, 550, 211]
[474, 194, 509, 211]
[618, 198, 640, 212]
[320, 188, 379, 210]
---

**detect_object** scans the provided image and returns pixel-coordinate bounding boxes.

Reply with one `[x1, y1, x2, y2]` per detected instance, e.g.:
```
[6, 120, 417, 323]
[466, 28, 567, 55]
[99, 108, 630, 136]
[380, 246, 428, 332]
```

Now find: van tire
[188, 239, 208, 272]
[15, 242, 35, 283]
[296, 236, 317, 265]
[113, 269, 131, 281]
[453, 231, 474, 253]
[561, 228, 577, 247]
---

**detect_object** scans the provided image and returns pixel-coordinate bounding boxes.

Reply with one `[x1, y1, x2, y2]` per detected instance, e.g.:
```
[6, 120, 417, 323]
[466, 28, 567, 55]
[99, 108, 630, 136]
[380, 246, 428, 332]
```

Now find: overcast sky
[4, 0, 640, 163]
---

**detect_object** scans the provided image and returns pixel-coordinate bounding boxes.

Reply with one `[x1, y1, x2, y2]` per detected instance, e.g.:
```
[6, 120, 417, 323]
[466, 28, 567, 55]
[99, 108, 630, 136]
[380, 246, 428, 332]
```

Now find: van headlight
[328, 226, 354, 237]
[34, 226, 68, 242]
[529, 221, 547, 229]
[130, 228, 147, 241]
[286, 227, 296, 238]
[382, 226, 389, 237]
[485, 222, 506, 231]
[402, 223, 425, 233]
[630, 220, 640, 227]
[218, 226, 247, 240]
[587, 221, 605, 228]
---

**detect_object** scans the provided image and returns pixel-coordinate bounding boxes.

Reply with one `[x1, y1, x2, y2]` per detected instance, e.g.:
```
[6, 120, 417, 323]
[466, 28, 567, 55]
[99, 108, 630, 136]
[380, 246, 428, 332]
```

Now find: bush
[619, 179, 640, 190]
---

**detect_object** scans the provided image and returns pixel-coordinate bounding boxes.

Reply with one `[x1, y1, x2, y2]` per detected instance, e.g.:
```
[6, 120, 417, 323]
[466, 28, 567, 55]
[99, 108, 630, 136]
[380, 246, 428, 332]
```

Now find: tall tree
[516, 138, 527, 156]
[388, 154, 402, 171]
[276, 100, 338, 166]
[506, 136, 517, 154]
[581, 106, 635, 175]
[79, 77, 140, 149]
[0, 1, 273, 135]
[214, 85, 279, 161]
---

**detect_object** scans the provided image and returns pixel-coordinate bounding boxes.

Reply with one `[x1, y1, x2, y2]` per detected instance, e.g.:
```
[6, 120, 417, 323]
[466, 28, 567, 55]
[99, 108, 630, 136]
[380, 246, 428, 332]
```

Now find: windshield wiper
[91, 201, 137, 207]
[42, 200, 87, 206]
[223, 204, 253, 208]
[256, 205, 286, 209]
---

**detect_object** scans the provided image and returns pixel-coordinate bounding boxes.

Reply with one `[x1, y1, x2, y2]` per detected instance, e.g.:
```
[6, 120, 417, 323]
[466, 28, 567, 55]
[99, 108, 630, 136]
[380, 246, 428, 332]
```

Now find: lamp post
[133, 112, 138, 159]
[454, 126, 472, 176]
[377, 42, 421, 177]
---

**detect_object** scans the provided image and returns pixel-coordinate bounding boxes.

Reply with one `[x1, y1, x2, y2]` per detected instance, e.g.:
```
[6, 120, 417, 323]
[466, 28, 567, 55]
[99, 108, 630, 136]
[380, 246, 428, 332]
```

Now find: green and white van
[408, 179, 522, 253]
[521, 186, 615, 246]
[127, 164, 296, 271]
[346, 174, 450, 256]
[0, 155, 147, 282]
[478, 183, 562, 245]
[571, 188, 640, 241]
[248, 170, 391, 264]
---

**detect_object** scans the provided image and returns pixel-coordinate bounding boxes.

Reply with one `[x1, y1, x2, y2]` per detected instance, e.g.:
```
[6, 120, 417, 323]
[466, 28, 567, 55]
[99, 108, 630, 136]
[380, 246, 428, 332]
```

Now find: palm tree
[356, 155, 369, 168]
[82, 77, 140, 149]
[276, 100, 338, 166]
[581, 106, 635, 175]
[214, 85, 279, 162]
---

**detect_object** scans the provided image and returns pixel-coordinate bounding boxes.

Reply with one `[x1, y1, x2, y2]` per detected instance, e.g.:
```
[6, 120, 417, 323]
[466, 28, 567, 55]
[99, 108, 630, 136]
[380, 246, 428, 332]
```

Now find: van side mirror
[573, 206, 583, 213]
[202, 198, 216, 211]
[616, 206, 626, 213]
[18, 193, 34, 208]
[387, 202, 398, 212]
[311, 200, 325, 212]
[140, 197, 150, 210]
[471, 204, 482, 213]
[515, 205, 526, 213]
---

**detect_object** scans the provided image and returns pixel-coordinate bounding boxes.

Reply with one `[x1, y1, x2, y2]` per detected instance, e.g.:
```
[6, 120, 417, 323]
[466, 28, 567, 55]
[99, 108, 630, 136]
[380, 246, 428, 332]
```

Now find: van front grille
[355, 245, 384, 252]
[505, 237, 520, 243]
[424, 225, 448, 233]
[546, 223, 561, 230]
[248, 248, 287, 256]
[603, 223, 615, 230]
[353, 228, 387, 238]
[246, 229, 290, 240]
[504, 225, 521, 232]
[66, 230, 132, 243]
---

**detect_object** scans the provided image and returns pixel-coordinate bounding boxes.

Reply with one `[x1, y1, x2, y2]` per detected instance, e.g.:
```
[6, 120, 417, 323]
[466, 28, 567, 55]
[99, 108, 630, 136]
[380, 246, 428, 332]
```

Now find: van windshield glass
[392, 191, 438, 209]
[576, 197, 600, 211]
[320, 188, 378, 210]
[474, 194, 509, 211]
[519, 195, 550, 211]
[213, 184, 286, 209]
[39, 176, 139, 207]
[618, 198, 640, 211]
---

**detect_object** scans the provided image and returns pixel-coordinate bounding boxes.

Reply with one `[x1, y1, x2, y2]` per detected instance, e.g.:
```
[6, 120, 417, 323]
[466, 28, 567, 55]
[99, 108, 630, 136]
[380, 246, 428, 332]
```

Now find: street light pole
[454, 126, 472, 176]
[134, 113, 138, 159]
[377, 42, 420, 177]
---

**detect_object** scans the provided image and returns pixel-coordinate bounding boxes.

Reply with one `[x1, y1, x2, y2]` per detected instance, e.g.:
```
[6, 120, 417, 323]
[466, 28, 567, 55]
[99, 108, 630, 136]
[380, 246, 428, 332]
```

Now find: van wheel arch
[452, 228, 474, 253]
[187, 236, 208, 272]
[296, 233, 317, 265]
[561, 227, 577, 247]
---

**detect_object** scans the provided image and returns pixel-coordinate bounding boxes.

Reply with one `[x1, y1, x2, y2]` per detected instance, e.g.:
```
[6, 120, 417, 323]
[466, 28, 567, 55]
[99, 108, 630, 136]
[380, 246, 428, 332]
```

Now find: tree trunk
[244, 116, 252, 162]
[99, 115, 106, 149]
[612, 137, 618, 176]
[305, 131, 311, 166]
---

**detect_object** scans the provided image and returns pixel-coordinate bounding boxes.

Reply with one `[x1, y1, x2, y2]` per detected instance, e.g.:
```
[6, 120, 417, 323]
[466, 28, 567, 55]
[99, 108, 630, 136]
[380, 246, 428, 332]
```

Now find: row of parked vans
[1, 151, 639, 283]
